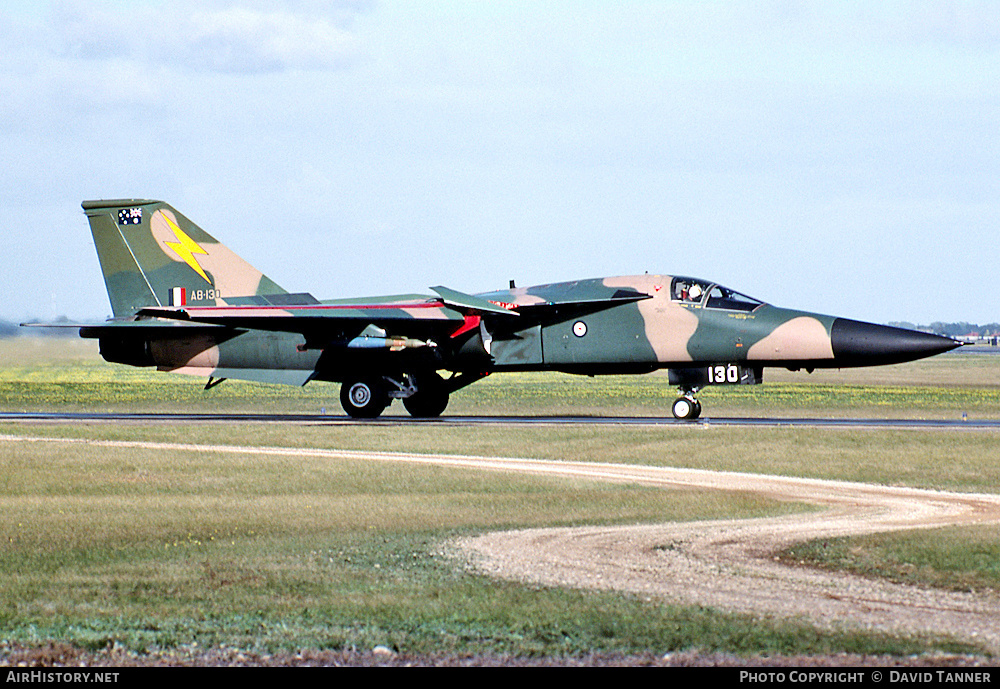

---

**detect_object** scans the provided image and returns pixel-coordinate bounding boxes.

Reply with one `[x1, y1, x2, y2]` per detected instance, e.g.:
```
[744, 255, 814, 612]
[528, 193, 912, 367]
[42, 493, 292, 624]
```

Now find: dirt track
[7, 436, 1000, 654]
[453, 468, 1000, 653]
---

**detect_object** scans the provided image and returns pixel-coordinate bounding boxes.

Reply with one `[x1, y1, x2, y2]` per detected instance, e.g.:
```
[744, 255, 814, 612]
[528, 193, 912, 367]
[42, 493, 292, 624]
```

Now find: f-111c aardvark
[32, 199, 962, 419]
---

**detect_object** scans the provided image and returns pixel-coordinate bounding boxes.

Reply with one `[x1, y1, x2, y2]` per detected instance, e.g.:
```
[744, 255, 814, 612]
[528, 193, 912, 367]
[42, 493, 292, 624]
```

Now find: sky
[2, 0, 998, 325]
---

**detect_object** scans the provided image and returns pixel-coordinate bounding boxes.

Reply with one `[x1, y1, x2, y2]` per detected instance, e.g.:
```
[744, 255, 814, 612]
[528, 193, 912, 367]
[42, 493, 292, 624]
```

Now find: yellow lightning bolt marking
[162, 214, 212, 284]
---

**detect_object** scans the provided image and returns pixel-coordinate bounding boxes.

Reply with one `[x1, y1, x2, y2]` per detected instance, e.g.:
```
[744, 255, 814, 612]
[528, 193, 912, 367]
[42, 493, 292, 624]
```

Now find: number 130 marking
[708, 364, 740, 384]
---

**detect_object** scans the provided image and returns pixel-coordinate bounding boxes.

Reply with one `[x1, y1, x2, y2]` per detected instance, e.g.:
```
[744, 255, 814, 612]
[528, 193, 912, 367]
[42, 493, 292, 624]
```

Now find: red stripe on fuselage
[181, 301, 446, 314]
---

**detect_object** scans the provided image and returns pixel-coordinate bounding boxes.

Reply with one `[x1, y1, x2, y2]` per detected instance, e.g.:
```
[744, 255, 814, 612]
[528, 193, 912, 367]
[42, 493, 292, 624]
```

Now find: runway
[1, 411, 998, 429]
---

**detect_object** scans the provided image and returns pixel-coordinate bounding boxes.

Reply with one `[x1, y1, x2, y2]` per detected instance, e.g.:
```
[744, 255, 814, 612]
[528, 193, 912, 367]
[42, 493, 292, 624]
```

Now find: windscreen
[705, 285, 763, 312]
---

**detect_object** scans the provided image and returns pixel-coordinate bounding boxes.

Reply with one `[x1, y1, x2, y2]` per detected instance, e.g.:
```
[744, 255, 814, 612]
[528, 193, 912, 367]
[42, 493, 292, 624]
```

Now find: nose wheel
[672, 394, 702, 420]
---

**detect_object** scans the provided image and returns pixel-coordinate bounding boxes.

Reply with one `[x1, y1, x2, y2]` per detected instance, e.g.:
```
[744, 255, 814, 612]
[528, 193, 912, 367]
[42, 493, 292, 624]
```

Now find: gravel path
[453, 468, 1000, 653]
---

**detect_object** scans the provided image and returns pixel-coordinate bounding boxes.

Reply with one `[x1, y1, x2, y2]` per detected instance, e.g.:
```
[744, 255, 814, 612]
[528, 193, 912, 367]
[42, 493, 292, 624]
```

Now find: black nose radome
[831, 319, 962, 367]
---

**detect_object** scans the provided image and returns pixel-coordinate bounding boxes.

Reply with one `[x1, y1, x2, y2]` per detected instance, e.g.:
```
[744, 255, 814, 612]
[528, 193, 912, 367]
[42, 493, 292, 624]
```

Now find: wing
[136, 296, 470, 349]
[128, 284, 649, 347]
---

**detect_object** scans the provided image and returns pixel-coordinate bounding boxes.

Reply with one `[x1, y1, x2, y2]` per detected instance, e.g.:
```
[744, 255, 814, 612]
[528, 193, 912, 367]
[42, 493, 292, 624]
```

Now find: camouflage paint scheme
[60, 199, 960, 419]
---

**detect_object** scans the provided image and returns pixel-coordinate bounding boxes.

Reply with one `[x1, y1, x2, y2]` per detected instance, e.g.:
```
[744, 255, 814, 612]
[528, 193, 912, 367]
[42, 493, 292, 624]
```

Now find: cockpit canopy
[670, 277, 764, 313]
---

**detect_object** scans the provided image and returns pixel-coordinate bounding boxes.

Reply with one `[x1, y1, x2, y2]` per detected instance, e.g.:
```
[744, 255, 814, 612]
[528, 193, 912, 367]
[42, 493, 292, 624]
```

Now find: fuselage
[91, 273, 959, 383]
[475, 274, 958, 374]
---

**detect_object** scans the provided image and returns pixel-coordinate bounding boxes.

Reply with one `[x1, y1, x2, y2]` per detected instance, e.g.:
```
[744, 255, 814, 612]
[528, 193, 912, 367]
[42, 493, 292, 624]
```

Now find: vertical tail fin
[83, 199, 286, 317]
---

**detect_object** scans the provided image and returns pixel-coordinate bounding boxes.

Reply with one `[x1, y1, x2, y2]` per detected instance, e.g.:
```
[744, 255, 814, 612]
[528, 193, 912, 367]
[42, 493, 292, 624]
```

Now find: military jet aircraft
[38, 199, 961, 419]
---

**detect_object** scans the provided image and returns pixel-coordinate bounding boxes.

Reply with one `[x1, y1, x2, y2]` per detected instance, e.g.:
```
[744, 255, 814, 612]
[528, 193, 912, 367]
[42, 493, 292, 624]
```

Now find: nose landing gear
[672, 391, 702, 420]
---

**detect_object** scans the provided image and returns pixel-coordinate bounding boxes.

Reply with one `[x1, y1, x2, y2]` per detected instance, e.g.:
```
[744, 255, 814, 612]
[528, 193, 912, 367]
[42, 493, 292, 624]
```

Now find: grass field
[1, 337, 999, 659]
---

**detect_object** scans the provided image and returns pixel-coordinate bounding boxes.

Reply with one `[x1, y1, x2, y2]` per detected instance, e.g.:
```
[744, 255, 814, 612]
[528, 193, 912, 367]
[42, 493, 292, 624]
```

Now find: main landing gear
[339, 371, 455, 419]
[672, 390, 702, 420]
[340, 377, 391, 418]
[401, 373, 449, 418]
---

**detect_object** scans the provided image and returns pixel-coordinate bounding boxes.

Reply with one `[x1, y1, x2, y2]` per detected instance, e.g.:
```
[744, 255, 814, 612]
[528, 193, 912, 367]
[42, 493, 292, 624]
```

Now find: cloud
[175, 7, 363, 73]
[50, 1, 366, 74]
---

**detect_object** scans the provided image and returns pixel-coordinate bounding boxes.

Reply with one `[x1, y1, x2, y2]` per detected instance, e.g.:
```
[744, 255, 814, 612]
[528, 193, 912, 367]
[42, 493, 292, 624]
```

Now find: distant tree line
[890, 322, 1000, 339]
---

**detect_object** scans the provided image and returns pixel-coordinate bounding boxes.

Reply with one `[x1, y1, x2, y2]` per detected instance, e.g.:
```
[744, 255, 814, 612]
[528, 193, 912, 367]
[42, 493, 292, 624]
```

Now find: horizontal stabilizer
[23, 319, 231, 338]
[21, 321, 103, 329]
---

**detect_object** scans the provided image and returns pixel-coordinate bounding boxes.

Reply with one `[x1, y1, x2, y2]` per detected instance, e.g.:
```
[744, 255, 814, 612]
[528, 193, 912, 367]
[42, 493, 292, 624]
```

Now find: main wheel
[672, 396, 701, 420]
[402, 373, 450, 418]
[341, 379, 389, 418]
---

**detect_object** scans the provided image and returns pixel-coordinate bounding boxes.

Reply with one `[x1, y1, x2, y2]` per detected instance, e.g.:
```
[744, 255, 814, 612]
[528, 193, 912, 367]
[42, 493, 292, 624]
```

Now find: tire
[402, 373, 450, 418]
[341, 379, 389, 418]
[672, 396, 700, 420]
